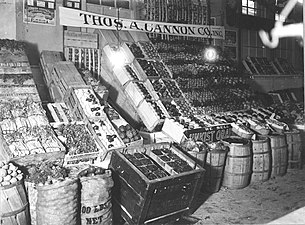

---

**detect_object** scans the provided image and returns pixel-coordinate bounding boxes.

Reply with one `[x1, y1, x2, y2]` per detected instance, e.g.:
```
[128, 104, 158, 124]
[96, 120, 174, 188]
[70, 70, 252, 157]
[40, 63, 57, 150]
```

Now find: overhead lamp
[109, 1, 126, 67]
[203, 47, 219, 63]
[108, 45, 126, 67]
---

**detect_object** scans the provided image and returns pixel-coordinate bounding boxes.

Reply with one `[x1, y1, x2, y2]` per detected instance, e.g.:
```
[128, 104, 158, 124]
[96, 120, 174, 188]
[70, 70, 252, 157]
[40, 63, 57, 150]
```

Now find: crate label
[64, 152, 99, 167]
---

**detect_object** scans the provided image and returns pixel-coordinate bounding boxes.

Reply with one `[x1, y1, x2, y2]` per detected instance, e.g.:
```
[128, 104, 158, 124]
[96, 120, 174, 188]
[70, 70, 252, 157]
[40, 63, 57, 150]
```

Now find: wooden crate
[109, 142, 205, 225]
[113, 62, 146, 86]
[0, 49, 31, 75]
[63, 85, 102, 122]
[64, 47, 101, 76]
[0, 84, 41, 103]
[51, 61, 87, 97]
[64, 30, 98, 49]
[46, 103, 73, 128]
[0, 73, 35, 86]
[99, 67, 142, 129]
[40, 51, 65, 86]
[0, 130, 66, 166]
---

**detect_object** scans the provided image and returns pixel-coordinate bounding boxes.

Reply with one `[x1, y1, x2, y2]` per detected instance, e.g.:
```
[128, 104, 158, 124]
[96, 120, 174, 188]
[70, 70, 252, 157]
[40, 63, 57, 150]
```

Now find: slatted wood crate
[0, 84, 41, 102]
[64, 47, 101, 76]
[113, 62, 146, 87]
[50, 61, 87, 102]
[40, 51, 65, 86]
[64, 30, 98, 49]
[0, 128, 66, 166]
[100, 66, 166, 132]
[0, 49, 31, 75]
[110, 142, 205, 225]
[46, 103, 73, 128]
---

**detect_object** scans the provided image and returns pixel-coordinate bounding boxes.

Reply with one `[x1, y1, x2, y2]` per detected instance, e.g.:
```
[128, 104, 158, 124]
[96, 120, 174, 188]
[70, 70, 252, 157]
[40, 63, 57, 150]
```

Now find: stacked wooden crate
[64, 30, 101, 77]
[0, 39, 40, 102]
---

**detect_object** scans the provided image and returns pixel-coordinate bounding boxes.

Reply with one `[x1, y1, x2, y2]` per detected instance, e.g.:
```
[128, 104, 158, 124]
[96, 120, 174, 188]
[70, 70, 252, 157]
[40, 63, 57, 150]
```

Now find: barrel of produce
[268, 133, 288, 177]
[0, 180, 30, 225]
[203, 148, 228, 193]
[251, 136, 271, 183]
[80, 169, 114, 225]
[36, 178, 79, 225]
[285, 129, 302, 170]
[222, 137, 252, 189]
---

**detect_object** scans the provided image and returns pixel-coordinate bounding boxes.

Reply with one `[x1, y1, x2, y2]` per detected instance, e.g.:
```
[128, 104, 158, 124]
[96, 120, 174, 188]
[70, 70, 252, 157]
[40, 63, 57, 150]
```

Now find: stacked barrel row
[202, 129, 303, 192]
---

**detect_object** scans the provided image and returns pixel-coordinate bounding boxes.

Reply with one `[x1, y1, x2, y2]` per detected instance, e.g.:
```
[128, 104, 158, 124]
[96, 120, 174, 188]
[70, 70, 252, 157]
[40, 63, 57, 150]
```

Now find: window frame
[242, 0, 266, 18]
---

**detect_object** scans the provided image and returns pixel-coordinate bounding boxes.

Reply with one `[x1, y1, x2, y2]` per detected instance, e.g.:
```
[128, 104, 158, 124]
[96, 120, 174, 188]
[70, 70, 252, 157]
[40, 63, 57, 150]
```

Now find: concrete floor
[177, 168, 305, 225]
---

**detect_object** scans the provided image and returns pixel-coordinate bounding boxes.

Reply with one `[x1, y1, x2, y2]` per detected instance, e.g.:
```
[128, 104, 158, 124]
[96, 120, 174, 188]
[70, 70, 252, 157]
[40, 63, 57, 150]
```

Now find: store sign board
[23, 0, 56, 26]
[59, 7, 225, 39]
[184, 124, 232, 143]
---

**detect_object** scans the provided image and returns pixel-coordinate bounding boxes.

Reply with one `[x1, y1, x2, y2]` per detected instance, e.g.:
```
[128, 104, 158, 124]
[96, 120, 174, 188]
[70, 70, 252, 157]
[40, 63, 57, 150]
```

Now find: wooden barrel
[251, 136, 271, 183]
[268, 133, 288, 177]
[203, 148, 228, 193]
[0, 180, 30, 225]
[222, 137, 252, 189]
[80, 170, 114, 225]
[285, 129, 302, 170]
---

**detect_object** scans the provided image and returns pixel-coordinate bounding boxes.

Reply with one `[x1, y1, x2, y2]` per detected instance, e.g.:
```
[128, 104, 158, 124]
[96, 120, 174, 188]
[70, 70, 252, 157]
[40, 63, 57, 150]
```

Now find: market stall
[0, 1, 304, 224]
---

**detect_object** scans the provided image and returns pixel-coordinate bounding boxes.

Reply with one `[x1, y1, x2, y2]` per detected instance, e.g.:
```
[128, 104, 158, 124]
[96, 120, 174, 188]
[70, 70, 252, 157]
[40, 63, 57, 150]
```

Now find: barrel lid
[222, 137, 249, 145]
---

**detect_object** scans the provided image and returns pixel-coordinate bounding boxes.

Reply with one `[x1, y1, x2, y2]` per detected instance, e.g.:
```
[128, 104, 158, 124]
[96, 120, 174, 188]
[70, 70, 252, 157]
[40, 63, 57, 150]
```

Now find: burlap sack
[80, 170, 114, 225]
[36, 178, 79, 225]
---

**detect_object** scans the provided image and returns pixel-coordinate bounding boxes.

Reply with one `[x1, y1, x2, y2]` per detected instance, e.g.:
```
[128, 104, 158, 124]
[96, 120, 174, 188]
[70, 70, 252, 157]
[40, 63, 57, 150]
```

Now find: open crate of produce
[0, 39, 31, 75]
[104, 105, 143, 147]
[64, 85, 105, 122]
[137, 99, 169, 132]
[0, 84, 41, 102]
[53, 122, 106, 167]
[134, 58, 160, 80]
[0, 73, 35, 86]
[0, 125, 66, 166]
[137, 41, 161, 60]
[109, 142, 205, 225]
[124, 80, 160, 107]
[113, 62, 145, 86]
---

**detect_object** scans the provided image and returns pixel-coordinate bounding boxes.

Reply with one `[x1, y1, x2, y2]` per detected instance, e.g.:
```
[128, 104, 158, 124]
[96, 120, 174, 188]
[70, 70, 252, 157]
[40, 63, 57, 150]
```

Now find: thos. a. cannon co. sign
[59, 7, 225, 39]
[184, 124, 232, 143]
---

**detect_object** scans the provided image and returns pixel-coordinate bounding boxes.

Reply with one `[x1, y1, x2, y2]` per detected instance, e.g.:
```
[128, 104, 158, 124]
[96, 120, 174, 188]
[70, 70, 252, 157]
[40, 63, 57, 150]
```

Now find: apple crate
[40, 51, 65, 86]
[105, 106, 144, 147]
[113, 62, 145, 87]
[124, 80, 159, 108]
[137, 100, 166, 132]
[137, 41, 161, 60]
[109, 142, 205, 225]
[99, 67, 142, 128]
[134, 58, 160, 80]
[63, 85, 104, 123]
